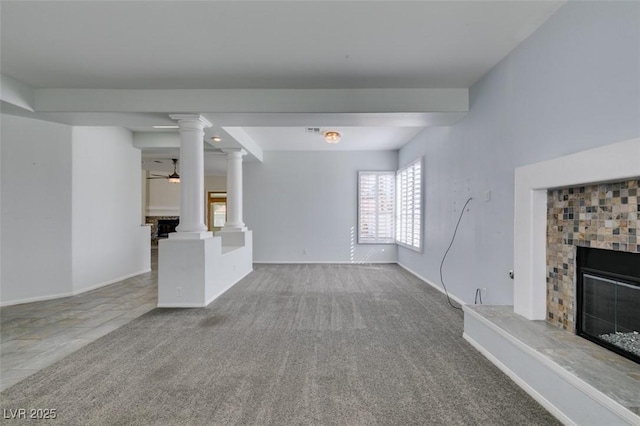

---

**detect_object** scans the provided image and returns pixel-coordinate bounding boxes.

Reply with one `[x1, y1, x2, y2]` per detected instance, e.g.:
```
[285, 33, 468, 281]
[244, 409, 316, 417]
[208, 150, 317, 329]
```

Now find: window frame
[357, 170, 396, 245]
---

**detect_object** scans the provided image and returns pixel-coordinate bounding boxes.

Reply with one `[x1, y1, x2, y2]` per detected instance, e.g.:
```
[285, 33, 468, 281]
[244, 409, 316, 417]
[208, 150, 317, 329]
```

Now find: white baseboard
[72, 269, 151, 296]
[0, 269, 152, 307]
[0, 290, 75, 307]
[254, 260, 396, 264]
[397, 262, 466, 306]
[157, 302, 206, 308]
[463, 332, 574, 426]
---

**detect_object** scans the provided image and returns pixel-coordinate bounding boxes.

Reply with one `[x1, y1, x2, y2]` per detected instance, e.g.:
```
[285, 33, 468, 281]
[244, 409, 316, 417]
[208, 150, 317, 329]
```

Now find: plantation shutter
[358, 171, 396, 244]
[396, 158, 422, 251]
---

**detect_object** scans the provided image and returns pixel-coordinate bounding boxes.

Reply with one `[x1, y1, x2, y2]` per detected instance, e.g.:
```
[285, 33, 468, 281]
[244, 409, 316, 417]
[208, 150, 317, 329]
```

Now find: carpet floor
[0, 264, 559, 425]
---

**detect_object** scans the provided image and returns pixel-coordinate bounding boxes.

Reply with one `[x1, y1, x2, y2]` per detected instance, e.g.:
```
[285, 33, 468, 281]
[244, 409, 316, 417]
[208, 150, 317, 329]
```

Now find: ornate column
[169, 114, 212, 238]
[221, 148, 247, 232]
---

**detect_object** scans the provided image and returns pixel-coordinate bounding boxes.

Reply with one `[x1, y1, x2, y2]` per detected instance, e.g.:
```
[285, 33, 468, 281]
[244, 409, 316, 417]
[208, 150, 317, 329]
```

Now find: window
[358, 171, 395, 244]
[207, 192, 227, 231]
[396, 158, 422, 251]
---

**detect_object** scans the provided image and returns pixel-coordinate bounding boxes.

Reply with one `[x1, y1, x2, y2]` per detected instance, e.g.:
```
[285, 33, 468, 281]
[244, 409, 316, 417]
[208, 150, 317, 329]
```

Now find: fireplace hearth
[576, 247, 640, 364]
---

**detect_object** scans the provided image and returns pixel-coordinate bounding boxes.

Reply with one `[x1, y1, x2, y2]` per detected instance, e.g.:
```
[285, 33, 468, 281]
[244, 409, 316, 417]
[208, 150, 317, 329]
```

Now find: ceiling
[242, 126, 424, 151]
[0, 0, 564, 171]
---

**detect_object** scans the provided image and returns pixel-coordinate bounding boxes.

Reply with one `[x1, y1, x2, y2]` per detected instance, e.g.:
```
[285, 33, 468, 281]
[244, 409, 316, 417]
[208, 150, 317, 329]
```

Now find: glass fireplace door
[580, 272, 640, 363]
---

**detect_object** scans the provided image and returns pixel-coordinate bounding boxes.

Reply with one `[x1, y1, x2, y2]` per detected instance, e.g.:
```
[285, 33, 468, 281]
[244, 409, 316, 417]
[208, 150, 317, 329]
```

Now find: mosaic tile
[546, 179, 640, 332]
[145, 216, 179, 244]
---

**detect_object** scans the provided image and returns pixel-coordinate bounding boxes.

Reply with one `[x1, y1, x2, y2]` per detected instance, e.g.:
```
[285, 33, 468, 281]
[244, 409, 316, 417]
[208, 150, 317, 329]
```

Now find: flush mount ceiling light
[324, 131, 341, 144]
[152, 125, 179, 129]
[211, 136, 222, 142]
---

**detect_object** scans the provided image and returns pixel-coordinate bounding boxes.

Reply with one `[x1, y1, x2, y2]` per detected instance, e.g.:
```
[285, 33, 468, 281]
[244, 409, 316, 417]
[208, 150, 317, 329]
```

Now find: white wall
[398, 1, 640, 304]
[1, 114, 73, 304]
[72, 127, 150, 294]
[205, 175, 226, 193]
[145, 175, 226, 220]
[245, 151, 398, 263]
[0, 117, 151, 305]
[146, 178, 180, 216]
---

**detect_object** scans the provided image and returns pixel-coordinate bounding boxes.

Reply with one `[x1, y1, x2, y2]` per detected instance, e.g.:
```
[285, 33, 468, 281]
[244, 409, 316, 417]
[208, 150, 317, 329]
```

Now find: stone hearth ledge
[464, 305, 640, 425]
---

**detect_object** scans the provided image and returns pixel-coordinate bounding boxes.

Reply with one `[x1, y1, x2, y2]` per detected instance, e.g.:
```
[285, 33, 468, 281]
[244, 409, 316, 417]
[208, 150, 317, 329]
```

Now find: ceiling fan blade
[146, 176, 167, 180]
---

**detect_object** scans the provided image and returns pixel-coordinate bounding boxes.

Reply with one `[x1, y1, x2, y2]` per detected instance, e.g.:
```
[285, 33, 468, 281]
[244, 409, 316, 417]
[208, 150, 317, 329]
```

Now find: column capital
[169, 114, 213, 130]
[221, 148, 247, 157]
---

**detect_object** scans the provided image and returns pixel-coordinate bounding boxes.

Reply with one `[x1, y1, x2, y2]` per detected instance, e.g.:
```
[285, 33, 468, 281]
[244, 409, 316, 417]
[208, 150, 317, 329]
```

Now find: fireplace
[576, 247, 640, 364]
[545, 179, 639, 332]
[157, 219, 179, 239]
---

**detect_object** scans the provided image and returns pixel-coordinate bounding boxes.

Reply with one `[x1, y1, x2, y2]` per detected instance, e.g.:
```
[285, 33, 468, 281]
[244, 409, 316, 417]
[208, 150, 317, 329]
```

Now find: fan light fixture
[324, 131, 341, 144]
[167, 158, 180, 183]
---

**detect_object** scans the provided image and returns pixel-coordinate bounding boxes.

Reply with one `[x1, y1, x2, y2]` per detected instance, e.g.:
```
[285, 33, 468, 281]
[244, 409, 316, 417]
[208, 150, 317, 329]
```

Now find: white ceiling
[1, 1, 563, 90]
[0, 1, 564, 161]
[243, 126, 423, 151]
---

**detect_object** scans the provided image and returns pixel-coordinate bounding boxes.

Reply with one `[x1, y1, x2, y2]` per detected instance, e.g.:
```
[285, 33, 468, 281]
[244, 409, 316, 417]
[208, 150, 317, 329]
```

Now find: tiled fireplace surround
[513, 137, 640, 323]
[546, 179, 639, 331]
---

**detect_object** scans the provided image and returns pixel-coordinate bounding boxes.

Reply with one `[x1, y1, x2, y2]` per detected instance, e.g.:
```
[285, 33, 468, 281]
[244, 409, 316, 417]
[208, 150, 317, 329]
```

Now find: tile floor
[0, 250, 158, 391]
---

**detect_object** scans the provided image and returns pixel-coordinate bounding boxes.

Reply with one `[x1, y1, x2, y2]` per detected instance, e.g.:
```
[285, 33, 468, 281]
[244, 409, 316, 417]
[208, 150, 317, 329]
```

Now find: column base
[215, 229, 250, 247]
[168, 231, 213, 240]
[218, 226, 248, 232]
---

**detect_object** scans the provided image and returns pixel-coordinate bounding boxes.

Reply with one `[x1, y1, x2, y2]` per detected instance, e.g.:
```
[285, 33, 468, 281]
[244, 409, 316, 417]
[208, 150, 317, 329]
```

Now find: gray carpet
[1, 264, 559, 425]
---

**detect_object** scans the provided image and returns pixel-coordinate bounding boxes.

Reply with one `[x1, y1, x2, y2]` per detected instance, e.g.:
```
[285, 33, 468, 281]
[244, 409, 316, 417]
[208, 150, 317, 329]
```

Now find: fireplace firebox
[157, 219, 179, 239]
[576, 247, 640, 364]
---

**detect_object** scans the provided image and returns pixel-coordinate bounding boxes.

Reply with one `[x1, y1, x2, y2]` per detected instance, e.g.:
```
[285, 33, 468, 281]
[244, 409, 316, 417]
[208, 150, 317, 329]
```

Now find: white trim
[463, 306, 640, 425]
[397, 262, 466, 306]
[0, 290, 75, 307]
[514, 137, 640, 319]
[146, 206, 180, 217]
[73, 269, 151, 295]
[0, 269, 152, 307]
[157, 302, 206, 308]
[254, 260, 397, 264]
[462, 332, 575, 426]
[396, 240, 422, 253]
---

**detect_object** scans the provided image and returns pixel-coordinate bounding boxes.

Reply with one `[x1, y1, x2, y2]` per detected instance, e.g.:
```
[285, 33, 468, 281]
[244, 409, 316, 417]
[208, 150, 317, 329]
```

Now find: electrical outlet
[484, 190, 491, 202]
[303, 249, 308, 255]
[481, 288, 487, 298]
[176, 287, 182, 297]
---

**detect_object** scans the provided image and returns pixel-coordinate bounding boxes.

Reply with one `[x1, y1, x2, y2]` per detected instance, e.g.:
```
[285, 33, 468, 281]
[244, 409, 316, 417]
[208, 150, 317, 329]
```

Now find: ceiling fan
[147, 158, 180, 183]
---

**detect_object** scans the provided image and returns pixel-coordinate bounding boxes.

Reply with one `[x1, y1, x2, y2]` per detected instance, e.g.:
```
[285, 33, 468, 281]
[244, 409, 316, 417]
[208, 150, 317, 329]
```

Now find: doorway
[207, 192, 227, 232]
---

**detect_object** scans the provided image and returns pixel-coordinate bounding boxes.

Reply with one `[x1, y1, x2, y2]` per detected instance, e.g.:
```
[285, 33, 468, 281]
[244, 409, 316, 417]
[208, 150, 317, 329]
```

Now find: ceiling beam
[1, 74, 35, 112]
[34, 88, 468, 114]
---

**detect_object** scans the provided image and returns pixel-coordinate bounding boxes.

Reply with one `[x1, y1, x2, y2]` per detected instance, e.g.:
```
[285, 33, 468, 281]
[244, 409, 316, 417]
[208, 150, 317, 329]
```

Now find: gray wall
[398, 1, 640, 304]
[245, 151, 398, 263]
